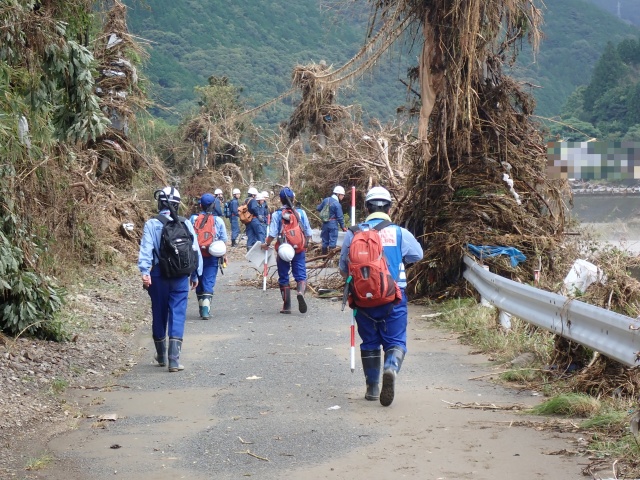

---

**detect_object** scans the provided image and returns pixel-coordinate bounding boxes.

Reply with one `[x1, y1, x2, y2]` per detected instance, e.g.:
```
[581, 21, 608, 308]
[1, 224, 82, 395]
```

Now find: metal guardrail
[462, 256, 640, 367]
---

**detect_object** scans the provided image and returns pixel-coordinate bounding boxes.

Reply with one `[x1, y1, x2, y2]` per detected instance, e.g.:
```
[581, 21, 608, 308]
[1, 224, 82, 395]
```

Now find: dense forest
[123, 0, 639, 124]
[548, 37, 640, 141]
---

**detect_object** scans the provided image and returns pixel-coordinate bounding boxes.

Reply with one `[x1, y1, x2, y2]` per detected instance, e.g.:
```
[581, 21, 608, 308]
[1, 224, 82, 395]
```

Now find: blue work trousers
[321, 220, 339, 248]
[230, 216, 240, 242]
[276, 250, 307, 286]
[196, 255, 219, 295]
[246, 219, 266, 250]
[148, 270, 190, 340]
[355, 289, 408, 353]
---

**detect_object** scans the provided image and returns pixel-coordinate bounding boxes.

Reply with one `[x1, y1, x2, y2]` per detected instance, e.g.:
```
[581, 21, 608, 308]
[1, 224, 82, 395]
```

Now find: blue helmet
[279, 187, 295, 203]
[200, 193, 216, 209]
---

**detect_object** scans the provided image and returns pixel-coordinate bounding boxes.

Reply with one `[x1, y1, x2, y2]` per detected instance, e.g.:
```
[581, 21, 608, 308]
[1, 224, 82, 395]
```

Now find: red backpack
[193, 213, 216, 257]
[347, 220, 401, 308]
[276, 207, 306, 253]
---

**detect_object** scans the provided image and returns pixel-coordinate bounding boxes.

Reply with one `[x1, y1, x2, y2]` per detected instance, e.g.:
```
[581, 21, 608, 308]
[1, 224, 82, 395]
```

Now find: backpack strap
[197, 212, 210, 230]
[349, 219, 392, 234]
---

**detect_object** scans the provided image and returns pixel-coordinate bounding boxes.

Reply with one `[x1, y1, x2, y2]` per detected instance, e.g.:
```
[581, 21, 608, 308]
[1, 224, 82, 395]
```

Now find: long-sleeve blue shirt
[339, 213, 423, 288]
[212, 198, 224, 217]
[229, 197, 239, 217]
[316, 194, 345, 229]
[138, 210, 203, 280]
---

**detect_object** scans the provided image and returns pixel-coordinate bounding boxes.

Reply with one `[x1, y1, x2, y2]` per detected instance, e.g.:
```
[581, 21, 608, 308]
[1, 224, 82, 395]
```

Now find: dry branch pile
[287, 63, 350, 147]
[92, 0, 149, 184]
[364, 0, 572, 296]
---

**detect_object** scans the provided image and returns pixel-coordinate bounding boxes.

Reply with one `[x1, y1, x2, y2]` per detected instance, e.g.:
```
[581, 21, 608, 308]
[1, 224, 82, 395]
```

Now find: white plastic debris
[121, 223, 134, 232]
[499, 311, 512, 330]
[18, 116, 31, 148]
[563, 259, 607, 295]
[327, 405, 341, 410]
[502, 173, 521, 205]
[106, 33, 122, 49]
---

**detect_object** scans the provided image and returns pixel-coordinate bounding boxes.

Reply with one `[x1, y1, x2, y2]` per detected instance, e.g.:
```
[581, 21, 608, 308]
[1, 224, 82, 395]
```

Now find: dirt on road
[3, 253, 585, 480]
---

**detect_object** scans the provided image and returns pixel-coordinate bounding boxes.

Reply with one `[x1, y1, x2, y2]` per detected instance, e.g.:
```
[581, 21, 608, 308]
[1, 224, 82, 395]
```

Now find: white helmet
[261, 190, 270, 198]
[214, 188, 223, 195]
[277, 243, 295, 262]
[155, 186, 181, 210]
[208, 240, 227, 257]
[365, 186, 392, 205]
[232, 188, 241, 195]
[248, 187, 258, 196]
[333, 185, 345, 195]
[256, 193, 265, 201]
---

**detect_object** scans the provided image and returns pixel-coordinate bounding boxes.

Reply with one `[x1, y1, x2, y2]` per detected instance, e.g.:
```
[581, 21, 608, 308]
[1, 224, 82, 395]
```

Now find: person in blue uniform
[262, 187, 313, 314]
[339, 186, 423, 406]
[212, 188, 224, 216]
[316, 185, 347, 254]
[138, 187, 203, 372]
[190, 193, 228, 319]
[229, 188, 241, 247]
[245, 187, 260, 251]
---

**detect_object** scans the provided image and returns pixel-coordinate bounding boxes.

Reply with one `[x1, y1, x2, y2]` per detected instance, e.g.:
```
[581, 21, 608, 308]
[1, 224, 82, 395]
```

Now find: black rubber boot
[380, 347, 405, 407]
[296, 280, 307, 314]
[153, 337, 166, 367]
[280, 286, 291, 314]
[168, 337, 184, 372]
[197, 295, 204, 318]
[321, 246, 328, 255]
[231, 239, 236, 247]
[361, 349, 381, 400]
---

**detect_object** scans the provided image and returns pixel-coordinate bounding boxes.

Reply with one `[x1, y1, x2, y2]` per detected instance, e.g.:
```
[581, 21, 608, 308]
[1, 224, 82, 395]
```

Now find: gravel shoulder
[0, 264, 150, 478]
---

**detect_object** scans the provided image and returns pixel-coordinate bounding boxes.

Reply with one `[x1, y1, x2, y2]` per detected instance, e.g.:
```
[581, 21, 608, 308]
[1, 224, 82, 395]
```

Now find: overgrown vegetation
[0, 1, 156, 338]
[550, 36, 640, 141]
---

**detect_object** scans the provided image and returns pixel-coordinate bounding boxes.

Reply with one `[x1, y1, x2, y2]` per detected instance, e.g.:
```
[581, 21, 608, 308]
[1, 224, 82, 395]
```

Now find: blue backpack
[223, 200, 231, 219]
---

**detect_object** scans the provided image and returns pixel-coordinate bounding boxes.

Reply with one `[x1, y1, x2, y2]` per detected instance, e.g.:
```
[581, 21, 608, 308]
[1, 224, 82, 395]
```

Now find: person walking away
[317, 186, 347, 254]
[212, 188, 224, 217]
[138, 187, 203, 372]
[255, 192, 269, 240]
[262, 187, 313, 314]
[339, 186, 423, 406]
[229, 188, 241, 247]
[190, 193, 228, 319]
[245, 188, 262, 251]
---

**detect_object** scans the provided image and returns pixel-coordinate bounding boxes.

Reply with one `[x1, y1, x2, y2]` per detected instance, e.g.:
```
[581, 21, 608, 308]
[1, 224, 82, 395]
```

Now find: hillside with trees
[124, 0, 639, 124]
[549, 37, 640, 140]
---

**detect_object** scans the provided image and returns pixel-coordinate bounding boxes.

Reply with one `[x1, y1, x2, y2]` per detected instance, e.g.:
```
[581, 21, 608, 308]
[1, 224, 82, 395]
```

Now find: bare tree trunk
[419, 12, 443, 160]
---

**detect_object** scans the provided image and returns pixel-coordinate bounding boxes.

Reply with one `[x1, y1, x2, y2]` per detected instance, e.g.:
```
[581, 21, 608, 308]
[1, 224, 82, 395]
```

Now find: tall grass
[429, 298, 555, 365]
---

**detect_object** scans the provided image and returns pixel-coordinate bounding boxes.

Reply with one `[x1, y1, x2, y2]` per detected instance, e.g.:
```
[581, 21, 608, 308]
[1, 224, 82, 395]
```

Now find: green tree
[583, 42, 626, 115]
[548, 117, 601, 141]
[623, 124, 640, 141]
[617, 37, 640, 64]
[627, 82, 640, 126]
[560, 86, 587, 121]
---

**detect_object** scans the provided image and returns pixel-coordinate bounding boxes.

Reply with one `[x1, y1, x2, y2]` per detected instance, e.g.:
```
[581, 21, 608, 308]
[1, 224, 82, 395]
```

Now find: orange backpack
[193, 213, 216, 257]
[276, 208, 306, 253]
[238, 198, 253, 224]
[347, 220, 401, 308]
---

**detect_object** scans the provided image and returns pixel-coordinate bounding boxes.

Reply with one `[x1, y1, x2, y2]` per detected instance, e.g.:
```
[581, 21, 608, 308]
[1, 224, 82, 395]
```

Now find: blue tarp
[466, 244, 526, 267]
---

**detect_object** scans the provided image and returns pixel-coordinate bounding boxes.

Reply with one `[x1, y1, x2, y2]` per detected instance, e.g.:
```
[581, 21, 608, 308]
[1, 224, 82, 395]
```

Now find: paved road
[42, 258, 582, 479]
